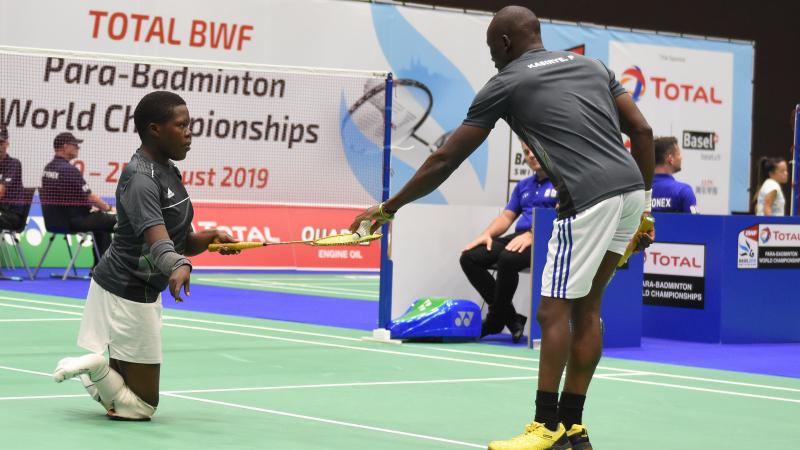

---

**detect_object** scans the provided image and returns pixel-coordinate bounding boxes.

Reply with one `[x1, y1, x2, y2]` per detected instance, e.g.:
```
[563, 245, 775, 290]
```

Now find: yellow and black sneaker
[488, 422, 572, 450]
[565, 424, 591, 450]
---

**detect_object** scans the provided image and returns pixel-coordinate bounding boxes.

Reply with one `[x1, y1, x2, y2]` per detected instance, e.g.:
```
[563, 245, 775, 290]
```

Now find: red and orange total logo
[619, 65, 723, 105]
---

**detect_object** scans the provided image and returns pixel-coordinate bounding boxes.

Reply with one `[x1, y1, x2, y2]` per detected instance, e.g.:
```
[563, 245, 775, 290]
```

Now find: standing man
[53, 91, 239, 420]
[40, 132, 117, 267]
[651, 136, 698, 213]
[0, 127, 27, 230]
[350, 6, 654, 450]
[460, 139, 557, 343]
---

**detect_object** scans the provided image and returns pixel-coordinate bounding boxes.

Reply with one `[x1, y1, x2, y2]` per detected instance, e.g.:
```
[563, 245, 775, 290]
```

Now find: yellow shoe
[565, 424, 591, 450]
[488, 422, 572, 450]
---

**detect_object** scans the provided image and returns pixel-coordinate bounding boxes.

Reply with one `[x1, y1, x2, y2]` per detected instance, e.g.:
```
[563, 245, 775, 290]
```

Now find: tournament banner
[643, 243, 706, 309]
[609, 42, 733, 215]
[0, 0, 754, 279]
[738, 224, 800, 269]
[0, 48, 387, 269]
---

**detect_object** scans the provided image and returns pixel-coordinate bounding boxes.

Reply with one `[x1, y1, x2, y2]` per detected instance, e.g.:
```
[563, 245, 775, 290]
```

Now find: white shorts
[77, 280, 163, 364]
[541, 190, 645, 300]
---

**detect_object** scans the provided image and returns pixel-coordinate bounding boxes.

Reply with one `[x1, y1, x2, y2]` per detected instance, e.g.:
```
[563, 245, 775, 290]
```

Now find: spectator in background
[651, 136, 698, 214]
[0, 127, 27, 230]
[460, 139, 557, 343]
[40, 132, 117, 268]
[755, 157, 788, 216]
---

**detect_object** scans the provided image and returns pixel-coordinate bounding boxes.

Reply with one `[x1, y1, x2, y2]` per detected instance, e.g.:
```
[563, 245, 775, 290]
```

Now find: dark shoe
[566, 424, 592, 450]
[508, 313, 527, 343]
[480, 314, 505, 338]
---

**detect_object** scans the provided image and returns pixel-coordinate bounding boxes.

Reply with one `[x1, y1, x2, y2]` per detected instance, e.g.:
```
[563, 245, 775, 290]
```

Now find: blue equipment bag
[387, 298, 481, 341]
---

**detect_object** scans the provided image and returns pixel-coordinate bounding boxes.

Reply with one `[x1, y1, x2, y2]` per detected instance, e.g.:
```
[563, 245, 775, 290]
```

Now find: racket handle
[617, 216, 655, 267]
[208, 242, 266, 252]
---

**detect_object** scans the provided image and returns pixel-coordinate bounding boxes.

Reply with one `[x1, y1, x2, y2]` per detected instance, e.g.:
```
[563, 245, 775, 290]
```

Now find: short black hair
[654, 136, 678, 165]
[133, 91, 187, 141]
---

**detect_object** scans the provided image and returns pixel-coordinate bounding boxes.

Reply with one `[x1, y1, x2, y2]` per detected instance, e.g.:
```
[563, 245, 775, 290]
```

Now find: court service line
[0, 302, 83, 316]
[0, 364, 487, 447]
[600, 376, 800, 404]
[0, 394, 86, 401]
[1, 297, 798, 395]
[196, 276, 378, 283]
[164, 376, 538, 395]
[203, 279, 379, 297]
[0, 318, 81, 322]
[0, 365, 55, 378]
[164, 322, 542, 371]
[255, 281, 379, 296]
[163, 393, 485, 448]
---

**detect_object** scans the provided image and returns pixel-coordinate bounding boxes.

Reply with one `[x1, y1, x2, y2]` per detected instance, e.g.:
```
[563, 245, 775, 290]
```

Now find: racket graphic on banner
[343, 78, 451, 153]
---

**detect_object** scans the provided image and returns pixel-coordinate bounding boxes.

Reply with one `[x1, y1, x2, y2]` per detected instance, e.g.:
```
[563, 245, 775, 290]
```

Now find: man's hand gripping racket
[348, 202, 395, 237]
[618, 213, 655, 267]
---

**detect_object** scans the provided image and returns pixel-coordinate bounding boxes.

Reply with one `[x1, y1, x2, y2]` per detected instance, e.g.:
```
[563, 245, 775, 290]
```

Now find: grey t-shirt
[464, 48, 644, 218]
[93, 149, 193, 303]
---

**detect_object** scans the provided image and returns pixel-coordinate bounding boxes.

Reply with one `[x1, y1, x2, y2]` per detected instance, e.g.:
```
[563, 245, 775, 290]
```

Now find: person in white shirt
[755, 157, 788, 216]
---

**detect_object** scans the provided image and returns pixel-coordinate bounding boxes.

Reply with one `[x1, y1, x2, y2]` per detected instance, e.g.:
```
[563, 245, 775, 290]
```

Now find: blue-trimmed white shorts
[541, 190, 645, 299]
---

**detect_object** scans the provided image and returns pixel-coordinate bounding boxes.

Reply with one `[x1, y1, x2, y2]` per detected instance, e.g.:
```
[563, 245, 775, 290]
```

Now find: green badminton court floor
[0, 290, 798, 449]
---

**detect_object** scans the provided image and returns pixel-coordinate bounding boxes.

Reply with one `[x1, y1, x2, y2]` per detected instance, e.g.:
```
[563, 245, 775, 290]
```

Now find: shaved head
[487, 6, 543, 70]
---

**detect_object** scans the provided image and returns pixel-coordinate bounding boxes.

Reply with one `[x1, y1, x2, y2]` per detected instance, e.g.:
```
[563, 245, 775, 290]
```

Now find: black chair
[33, 202, 99, 280]
[0, 187, 36, 281]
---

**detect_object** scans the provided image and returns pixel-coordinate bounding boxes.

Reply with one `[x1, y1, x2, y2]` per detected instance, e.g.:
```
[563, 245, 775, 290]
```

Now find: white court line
[0, 318, 81, 322]
[0, 394, 86, 401]
[0, 364, 484, 447]
[255, 280, 379, 296]
[0, 301, 540, 372]
[0, 302, 83, 316]
[600, 376, 800, 404]
[197, 276, 378, 282]
[1, 296, 799, 396]
[164, 376, 538, 395]
[0, 365, 55, 377]
[163, 393, 485, 448]
[206, 279, 379, 297]
[165, 322, 541, 372]
[594, 372, 650, 379]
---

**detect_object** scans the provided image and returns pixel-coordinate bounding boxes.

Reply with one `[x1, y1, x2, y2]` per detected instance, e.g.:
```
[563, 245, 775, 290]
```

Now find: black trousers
[69, 212, 117, 267]
[0, 209, 24, 231]
[459, 231, 532, 323]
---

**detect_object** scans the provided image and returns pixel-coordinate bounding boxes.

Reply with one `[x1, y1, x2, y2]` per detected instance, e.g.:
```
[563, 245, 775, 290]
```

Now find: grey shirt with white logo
[93, 149, 193, 303]
[464, 48, 644, 218]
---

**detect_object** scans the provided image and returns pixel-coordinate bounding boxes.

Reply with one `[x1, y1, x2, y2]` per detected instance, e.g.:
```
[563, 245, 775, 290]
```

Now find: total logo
[760, 227, 771, 244]
[619, 65, 723, 104]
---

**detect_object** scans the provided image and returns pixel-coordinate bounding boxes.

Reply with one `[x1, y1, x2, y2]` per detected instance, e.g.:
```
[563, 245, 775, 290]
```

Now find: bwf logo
[454, 311, 474, 327]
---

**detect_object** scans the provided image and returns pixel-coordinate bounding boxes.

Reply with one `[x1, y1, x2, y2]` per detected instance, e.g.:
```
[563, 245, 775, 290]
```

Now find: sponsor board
[190, 204, 381, 269]
[738, 224, 800, 269]
[643, 242, 705, 309]
[610, 41, 734, 214]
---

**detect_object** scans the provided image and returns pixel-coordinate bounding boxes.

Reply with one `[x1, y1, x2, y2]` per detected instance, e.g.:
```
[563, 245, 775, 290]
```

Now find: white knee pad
[90, 362, 156, 420]
[109, 386, 156, 420]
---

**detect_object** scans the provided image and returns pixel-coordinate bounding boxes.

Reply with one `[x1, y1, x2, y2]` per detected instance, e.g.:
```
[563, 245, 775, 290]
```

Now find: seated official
[460, 141, 557, 343]
[40, 132, 117, 268]
[651, 136, 698, 213]
[0, 128, 27, 230]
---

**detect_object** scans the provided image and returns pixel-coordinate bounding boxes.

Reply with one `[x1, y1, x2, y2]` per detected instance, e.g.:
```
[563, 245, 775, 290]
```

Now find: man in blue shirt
[652, 136, 698, 214]
[460, 140, 557, 343]
[40, 132, 117, 268]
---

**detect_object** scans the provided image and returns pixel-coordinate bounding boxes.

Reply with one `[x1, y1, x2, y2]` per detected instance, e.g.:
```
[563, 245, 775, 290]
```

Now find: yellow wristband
[378, 203, 395, 221]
